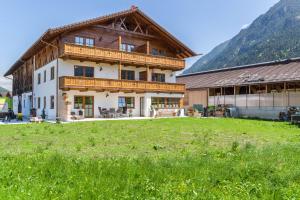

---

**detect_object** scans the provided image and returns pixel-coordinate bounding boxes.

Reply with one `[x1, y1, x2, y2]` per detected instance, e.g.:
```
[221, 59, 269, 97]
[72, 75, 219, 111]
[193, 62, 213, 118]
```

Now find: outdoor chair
[98, 107, 105, 118]
[101, 108, 109, 118]
[109, 108, 116, 118]
[116, 108, 124, 118]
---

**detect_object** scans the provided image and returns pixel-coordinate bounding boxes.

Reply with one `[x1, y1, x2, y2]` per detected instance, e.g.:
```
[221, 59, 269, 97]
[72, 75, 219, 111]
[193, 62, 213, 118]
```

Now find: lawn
[0, 118, 300, 199]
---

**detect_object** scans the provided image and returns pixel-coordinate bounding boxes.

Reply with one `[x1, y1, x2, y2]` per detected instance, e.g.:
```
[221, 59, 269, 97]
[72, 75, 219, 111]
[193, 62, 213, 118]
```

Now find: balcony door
[74, 96, 94, 118]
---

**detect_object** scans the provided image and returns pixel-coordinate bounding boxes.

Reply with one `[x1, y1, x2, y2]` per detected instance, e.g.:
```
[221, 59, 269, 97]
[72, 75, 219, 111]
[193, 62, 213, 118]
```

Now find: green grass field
[0, 118, 300, 199]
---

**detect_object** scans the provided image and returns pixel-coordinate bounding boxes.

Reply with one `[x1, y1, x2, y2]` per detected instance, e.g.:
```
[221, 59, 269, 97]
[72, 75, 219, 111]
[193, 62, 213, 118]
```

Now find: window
[74, 66, 94, 77]
[118, 97, 135, 109]
[50, 96, 55, 109]
[85, 67, 94, 77]
[50, 67, 55, 80]
[74, 96, 83, 109]
[75, 36, 84, 45]
[152, 73, 165, 82]
[75, 36, 94, 47]
[74, 66, 84, 76]
[38, 97, 41, 109]
[120, 43, 135, 52]
[38, 73, 41, 84]
[151, 48, 159, 56]
[44, 70, 47, 83]
[86, 38, 94, 47]
[44, 96, 46, 109]
[121, 70, 135, 80]
[139, 71, 147, 81]
[151, 98, 180, 109]
[120, 44, 127, 51]
[127, 44, 135, 52]
[151, 48, 166, 56]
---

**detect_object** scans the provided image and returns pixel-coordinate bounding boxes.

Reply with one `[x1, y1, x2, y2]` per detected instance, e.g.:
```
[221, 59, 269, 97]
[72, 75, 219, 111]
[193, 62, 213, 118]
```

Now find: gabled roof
[177, 58, 300, 89]
[4, 6, 196, 76]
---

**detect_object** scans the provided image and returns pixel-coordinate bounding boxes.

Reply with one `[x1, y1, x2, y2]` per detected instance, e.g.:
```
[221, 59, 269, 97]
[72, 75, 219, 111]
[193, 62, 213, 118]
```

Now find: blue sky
[0, 0, 279, 90]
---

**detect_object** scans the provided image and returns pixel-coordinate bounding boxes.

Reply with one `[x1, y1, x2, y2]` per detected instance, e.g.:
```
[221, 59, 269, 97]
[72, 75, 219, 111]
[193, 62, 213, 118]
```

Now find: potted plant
[17, 113, 23, 121]
[128, 109, 133, 117]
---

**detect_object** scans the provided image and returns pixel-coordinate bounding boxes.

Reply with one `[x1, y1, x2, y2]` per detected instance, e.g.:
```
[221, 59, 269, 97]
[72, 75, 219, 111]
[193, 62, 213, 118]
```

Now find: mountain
[184, 0, 300, 74]
[0, 86, 9, 96]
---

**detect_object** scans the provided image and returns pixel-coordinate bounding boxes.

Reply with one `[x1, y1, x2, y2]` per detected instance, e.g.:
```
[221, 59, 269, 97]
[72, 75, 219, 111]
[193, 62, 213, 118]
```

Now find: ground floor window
[151, 97, 180, 109]
[50, 96, 55, 109]
[74, 96, 83, 109]
[118, 97, 135, 109]
[38, 97, 41, 109]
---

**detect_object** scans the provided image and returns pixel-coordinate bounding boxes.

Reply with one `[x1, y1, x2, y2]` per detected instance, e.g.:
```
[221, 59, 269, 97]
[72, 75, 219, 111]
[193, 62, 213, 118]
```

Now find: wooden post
[146, 66, 150, 81]
[118, 63, 122, 80]
[118, 36, 122, 50]
[223, 88, 226, 105]
[146, 41, 150, 55]
[180, 98, 184, 109]
[214, 88, 216, 107]
[284, 82, 287, 108]
[234, 86, 236, 107]
[207, 88, 210, 107]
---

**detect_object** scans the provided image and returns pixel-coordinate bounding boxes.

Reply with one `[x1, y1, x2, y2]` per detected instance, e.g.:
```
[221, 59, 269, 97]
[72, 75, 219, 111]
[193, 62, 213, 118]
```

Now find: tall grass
[0, 118, 300, 199]
[1, 144, 300, 199]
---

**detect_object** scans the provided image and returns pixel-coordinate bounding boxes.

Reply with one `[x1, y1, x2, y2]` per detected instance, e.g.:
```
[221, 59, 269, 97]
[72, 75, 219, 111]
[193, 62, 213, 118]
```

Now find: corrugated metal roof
[177, 58, 300, 89]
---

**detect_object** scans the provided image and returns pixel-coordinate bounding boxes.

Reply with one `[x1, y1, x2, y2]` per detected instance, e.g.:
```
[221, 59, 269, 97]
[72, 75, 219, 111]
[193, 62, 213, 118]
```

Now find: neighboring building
[4, 6, 196, 121]
[177, 58, 300, 119]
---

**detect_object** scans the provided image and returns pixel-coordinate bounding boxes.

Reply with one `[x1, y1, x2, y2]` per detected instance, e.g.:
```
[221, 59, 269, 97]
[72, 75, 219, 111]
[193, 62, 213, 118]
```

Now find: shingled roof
[177, 58, 300, 89]
[5, 6, 196, 76]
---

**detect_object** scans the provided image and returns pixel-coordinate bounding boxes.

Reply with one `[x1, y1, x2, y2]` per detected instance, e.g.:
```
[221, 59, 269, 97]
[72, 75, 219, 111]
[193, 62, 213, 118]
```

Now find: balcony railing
[59, 76, 185, 93]
[60, 43, 185, 70]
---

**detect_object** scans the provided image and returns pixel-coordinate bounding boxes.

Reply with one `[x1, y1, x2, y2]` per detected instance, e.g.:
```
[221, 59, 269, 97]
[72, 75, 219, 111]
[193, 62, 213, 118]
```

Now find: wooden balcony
[60, 43, 185, 71]
[59, 76, 185, 94]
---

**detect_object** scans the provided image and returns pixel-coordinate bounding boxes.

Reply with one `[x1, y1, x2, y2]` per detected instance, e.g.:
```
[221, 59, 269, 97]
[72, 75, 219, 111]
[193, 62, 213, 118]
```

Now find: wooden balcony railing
[60, 43, 185, 70]
[59, 76, 185, 93]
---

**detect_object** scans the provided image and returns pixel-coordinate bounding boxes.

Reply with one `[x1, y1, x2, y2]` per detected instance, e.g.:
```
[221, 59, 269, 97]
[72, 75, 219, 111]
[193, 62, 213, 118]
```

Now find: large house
[4, 6, 196, 121]
[177, 59, 300, 119]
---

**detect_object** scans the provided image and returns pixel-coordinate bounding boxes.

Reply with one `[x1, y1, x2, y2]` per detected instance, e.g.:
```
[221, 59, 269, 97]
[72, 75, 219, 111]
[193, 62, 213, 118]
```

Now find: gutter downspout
[41, 39, 59, 119]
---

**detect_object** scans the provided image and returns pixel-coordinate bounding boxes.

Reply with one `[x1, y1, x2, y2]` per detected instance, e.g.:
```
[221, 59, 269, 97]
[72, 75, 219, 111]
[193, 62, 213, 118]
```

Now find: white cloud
[241, 24, 250, 30]
[0, 76, 12, 91]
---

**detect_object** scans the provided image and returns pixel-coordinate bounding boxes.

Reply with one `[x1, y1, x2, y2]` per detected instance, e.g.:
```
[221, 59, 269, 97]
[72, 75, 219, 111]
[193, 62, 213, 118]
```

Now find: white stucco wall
[33, 60, 57, 120]
[58, 59, 176, 83]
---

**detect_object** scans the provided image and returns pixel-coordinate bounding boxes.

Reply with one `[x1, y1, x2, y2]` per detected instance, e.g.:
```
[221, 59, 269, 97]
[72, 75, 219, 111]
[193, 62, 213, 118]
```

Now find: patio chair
[98, 107, 105, 118]
[116, 108, 124, 118]
[101, 108, 109, 118]
[109, 108, 116, 118]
